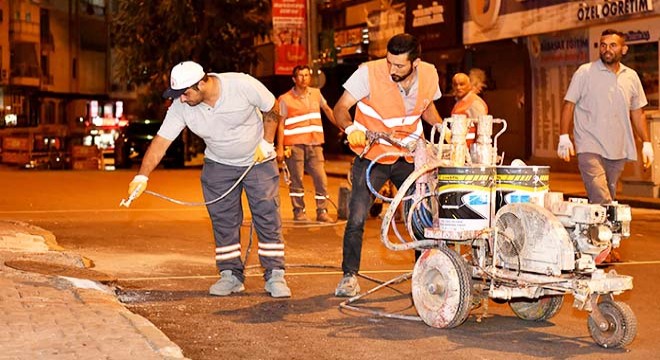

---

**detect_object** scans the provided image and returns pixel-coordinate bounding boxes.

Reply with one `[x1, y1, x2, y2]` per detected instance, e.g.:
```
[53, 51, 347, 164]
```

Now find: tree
[111, 0, 271, 118]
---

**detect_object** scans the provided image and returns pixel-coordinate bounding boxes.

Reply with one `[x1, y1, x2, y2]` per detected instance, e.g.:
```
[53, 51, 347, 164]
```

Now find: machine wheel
[509, 295, 564, 321]
[412, 247, 473, 328]
[588, 300, 637, 349]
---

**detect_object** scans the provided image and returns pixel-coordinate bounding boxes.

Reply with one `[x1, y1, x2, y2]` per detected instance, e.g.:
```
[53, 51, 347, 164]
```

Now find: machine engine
[545, 195, 631, 271]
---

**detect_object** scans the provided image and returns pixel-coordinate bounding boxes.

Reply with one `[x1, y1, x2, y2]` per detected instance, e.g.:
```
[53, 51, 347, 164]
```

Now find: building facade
[0, 0, 134, 166]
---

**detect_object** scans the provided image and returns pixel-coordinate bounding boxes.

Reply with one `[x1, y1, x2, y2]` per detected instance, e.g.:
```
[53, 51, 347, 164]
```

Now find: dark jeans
[342, 156, 414, 275]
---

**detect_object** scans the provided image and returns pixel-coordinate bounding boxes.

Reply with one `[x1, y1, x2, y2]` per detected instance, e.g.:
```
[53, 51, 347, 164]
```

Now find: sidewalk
[0, 220, 189, 360]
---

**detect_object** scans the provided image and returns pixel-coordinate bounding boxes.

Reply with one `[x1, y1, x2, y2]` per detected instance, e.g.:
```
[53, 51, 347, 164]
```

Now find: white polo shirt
[158, 72, 276, 166]
[565, 59, 647, 161]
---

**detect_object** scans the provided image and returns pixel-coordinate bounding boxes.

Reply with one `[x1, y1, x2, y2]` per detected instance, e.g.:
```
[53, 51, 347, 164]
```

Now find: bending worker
[332, 33, 443, 297]
[277, 65, 337, 223]
[126, 61, 291, 298]
[558, 29, 654, 204]
[450, 71, 488, 148]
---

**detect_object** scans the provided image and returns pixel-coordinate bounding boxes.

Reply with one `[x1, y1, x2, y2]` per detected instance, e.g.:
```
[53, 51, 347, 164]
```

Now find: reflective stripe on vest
[280, 89, 325, 145]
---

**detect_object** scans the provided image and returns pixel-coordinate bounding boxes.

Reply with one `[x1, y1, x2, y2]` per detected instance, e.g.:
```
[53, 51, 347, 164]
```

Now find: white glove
[557, 134, 575, 162]
[122, 175, 148, 207]
[254, 139, 275, 163]
[642, 141, 654, 168]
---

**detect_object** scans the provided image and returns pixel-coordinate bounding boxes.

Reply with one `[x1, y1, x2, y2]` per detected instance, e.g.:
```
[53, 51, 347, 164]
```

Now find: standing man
[450, 71, 488, 148]
[332, 33, 443, 297]
[277, 65, 337, 222]
[126, 61, 291, 298]
[558, 29, 654, 204]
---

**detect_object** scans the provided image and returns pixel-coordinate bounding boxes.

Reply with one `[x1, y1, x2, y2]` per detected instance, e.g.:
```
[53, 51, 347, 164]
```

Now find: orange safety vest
[351, 59, 439, 164]
[279, 88, 325, 145]
[451, 92, 488, 147]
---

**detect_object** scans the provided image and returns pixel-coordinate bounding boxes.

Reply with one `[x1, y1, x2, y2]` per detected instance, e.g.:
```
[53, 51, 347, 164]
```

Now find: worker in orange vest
[332, 33, 443, 297]
[277, 65, 337, 222]
[450, 71, 488, 148]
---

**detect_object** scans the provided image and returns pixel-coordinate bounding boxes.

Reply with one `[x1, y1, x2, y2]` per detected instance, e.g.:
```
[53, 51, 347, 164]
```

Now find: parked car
[114, 119, 185, 169]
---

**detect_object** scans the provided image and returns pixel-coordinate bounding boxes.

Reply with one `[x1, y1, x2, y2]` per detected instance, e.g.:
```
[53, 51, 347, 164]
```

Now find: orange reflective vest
[279, 88, 325, 145]
[351, 59, 439, 164]
[451, 92, 488, 147]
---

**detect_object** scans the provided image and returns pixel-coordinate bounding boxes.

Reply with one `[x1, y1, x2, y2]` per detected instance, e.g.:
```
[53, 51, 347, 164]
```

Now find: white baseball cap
[162, 61, 205, 99]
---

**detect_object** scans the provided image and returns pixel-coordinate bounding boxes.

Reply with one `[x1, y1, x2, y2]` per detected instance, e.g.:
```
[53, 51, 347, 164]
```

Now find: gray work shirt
[343, 64, 442, 114]
[158, 72, 276, 167]
[564, 59, 647, 161]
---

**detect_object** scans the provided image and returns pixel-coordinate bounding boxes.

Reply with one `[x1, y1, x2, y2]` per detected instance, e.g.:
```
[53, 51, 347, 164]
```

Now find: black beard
[600, 52, 620, 65]
[391, 67, 414, 82]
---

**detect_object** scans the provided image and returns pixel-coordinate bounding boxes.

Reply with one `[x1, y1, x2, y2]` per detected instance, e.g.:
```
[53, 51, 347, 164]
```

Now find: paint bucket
[495, 166, 550, 212]
[436, 166, 495, 240]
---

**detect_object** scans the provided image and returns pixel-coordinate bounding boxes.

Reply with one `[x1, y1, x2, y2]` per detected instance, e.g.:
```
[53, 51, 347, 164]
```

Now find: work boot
[316, 210, 333, 223]
[264, 269, 291, 298]
[293, 210, 308, 222]
[334, 273, 360, 297]
[209, 270, 245, 296]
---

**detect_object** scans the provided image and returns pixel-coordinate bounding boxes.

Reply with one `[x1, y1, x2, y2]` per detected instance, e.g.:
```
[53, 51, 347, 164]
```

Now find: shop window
[626, 42, 659, 109]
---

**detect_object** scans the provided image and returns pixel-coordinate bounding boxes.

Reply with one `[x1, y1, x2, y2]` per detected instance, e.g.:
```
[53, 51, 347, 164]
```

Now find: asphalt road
[2, 168, 660, 359]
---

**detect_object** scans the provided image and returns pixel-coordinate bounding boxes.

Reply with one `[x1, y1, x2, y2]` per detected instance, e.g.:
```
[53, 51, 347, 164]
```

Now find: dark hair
[292, 65, 311, 77]
[190, 74, 209, 91]
[387, 33, 421, 61]
[601, 29, 626, 42]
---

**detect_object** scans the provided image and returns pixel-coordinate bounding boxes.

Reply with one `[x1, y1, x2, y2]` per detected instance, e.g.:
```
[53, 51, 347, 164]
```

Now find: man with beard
[558, 29, 654, 261]
[558, 29, 653, 204]
[126, 61, 292, 298]
[332, 33, 442, 297]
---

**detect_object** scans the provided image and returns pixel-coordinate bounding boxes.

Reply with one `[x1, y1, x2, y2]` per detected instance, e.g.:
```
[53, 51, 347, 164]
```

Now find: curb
[0, 220, 189, 359]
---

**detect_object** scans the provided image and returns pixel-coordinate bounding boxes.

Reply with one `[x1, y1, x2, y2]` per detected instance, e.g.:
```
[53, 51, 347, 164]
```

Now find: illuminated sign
[464, 0, 657, 44]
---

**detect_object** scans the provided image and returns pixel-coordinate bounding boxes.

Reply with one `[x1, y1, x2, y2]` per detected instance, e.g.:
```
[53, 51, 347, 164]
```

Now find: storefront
[463, 0, 660, 172]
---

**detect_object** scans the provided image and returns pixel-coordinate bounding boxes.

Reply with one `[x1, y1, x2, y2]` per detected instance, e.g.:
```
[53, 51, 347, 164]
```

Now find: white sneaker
[265, 269, 291, 298]
[209, 270, 245, 296]
[334, 273, 360, 297]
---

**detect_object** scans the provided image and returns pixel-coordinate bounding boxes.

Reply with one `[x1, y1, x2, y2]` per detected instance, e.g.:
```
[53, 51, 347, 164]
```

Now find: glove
[345, 124, 366, 147]
[557, 134, 575, 162]
[642, 141, 654, 168]
[127, 175, 148, 200]
[254, 139, 275, 163]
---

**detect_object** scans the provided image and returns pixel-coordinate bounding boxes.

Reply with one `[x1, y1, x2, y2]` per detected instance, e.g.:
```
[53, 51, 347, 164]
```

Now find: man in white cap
[126, 61, 291, 298]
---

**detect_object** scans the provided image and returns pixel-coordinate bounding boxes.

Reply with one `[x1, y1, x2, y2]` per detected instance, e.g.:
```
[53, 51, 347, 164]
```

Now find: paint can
[436, 166, 495, 240]
[495, 166, 550, 212]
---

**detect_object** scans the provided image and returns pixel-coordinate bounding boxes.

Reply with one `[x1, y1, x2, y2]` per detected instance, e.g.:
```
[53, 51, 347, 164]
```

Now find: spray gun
[119, 183, 144, 208]
[281, 161, 292, 186]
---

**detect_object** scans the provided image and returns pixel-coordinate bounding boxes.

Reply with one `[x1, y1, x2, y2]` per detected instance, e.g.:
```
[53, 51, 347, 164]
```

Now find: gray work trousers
[201, 158, 285, 282]
[577, 152, 626, 204]
[284, 144, 329, 215]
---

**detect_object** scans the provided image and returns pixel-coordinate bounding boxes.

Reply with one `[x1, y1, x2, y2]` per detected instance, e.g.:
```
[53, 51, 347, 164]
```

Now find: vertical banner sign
[272, 0, 308, 75]
[528, 30, 589, 158]
[405, 0, 457, 50]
